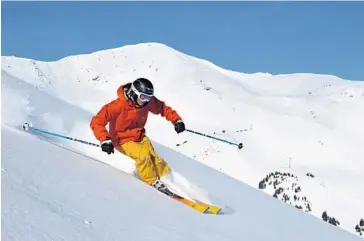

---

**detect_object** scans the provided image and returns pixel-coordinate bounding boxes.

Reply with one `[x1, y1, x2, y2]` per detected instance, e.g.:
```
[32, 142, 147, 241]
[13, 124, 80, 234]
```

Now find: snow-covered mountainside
[3, 124, 360, 241]
[2, 42, 364, 239]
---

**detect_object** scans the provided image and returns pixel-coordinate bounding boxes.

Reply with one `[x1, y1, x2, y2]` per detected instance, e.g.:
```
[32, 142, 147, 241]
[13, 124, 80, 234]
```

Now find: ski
[155, 187, 222, 214]
[153, 185, 224, 214]
[155, 188, 209, 213]
[194, 200, 222, 214]
[170, 193, 210, 213]
[154, 188, 209, 213]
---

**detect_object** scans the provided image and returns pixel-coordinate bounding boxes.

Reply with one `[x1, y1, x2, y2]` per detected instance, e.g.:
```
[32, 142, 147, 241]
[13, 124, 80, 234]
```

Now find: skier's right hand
[101, 137, 114, 155]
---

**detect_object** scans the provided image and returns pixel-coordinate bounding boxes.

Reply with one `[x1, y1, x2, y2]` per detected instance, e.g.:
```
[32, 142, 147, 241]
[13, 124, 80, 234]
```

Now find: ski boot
[152, 179, 173, 196]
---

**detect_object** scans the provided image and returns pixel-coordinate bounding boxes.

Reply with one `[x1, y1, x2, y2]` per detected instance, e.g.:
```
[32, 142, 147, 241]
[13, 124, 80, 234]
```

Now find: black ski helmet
[126, 78, 154, 107]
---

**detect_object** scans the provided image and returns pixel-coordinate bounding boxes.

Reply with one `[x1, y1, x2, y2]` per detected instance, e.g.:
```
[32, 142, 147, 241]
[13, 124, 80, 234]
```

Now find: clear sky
[2, 1, 363, 80]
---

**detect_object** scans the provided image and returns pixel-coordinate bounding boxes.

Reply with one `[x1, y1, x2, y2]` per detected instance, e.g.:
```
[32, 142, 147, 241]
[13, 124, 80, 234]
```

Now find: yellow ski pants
[116, 136, 170, 185]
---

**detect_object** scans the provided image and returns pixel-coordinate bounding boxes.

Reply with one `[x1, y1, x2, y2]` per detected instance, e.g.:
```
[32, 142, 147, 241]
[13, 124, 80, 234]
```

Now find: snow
[2, 42, 364, 240]
[2, 125, 360, 241]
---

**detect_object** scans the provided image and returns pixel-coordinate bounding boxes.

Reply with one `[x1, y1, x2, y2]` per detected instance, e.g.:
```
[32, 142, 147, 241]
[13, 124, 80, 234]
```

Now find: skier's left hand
[174, 120, 185, 134]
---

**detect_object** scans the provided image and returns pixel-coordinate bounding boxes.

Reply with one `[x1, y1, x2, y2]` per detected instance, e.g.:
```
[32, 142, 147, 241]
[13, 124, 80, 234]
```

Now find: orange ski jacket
[90, 83, 182, 146]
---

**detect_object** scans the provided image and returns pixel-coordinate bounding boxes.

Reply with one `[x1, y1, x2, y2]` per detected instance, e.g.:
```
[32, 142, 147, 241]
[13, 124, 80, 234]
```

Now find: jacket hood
[117, 83, 132, 102]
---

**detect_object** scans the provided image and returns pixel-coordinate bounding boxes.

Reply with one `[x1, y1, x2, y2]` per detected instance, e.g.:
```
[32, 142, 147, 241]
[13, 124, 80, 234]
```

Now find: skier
[90, 78, 185, 194]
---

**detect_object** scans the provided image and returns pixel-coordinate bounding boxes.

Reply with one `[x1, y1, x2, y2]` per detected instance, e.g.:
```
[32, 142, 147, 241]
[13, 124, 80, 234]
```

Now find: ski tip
[207, 206, 223, 215]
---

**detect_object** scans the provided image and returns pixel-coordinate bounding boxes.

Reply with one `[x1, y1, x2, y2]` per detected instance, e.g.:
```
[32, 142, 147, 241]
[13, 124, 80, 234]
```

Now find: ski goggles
[131, 84, 153, 102]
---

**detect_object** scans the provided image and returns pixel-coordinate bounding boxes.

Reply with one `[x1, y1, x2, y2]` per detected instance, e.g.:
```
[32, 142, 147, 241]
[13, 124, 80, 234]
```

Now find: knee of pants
[137, 148, 152, 164]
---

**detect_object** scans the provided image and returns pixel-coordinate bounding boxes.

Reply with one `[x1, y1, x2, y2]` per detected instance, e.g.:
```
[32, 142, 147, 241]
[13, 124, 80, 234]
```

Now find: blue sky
[2, 2, 364, 80]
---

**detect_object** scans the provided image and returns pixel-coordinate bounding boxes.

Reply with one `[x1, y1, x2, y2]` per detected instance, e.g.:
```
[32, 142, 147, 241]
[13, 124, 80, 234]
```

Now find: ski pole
[186, 129, 243, 149]
[22, 122, 100, 147]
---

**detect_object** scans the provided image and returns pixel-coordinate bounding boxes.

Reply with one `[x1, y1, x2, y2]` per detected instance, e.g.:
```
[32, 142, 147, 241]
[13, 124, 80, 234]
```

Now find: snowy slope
[2, 42, 364, 238]
[2, 124, 361, 241]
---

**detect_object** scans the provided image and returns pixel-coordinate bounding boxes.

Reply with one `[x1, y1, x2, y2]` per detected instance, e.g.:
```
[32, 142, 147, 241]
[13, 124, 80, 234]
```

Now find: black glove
[101, 137, 114, 155]
[174, 120, 185, 134]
